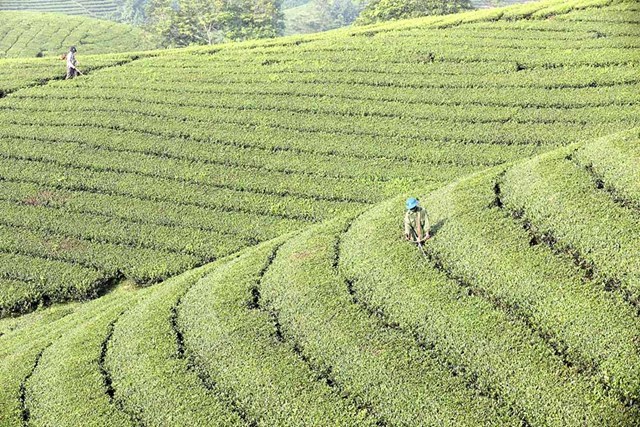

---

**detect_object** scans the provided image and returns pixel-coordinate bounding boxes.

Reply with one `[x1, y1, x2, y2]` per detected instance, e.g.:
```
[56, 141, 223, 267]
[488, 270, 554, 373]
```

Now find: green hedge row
[0, 180, 304, 243]
[0, 199, 246, 261]
[0, 53, 148, 95]
[0, 116, 535, 170]
[104, 46, 640, 80]
[463, 18, 640, 37]
[0, 0, 637, 314]
[0, 291, 123, 427]
[19, 82, 640, 126]
[340, 190, 634, 425]
[0, 12, 158, 58]
[245, 44, 639, 69]
[344, 0, 613, 35]
[179, 240, 374, 426]
[425, 167, 640, 404]
[62, 77, 640, 110]
[0, 136, 381, 205]
[106, 263, 245, 426]
[0, 252, 106, 317]
[556, 7, 640, 23]
[0, 300, 75, 339]
[262, 218, 515, 426]
[371, 31, 639, 49]
[141, 64, 640, 91]
[502, 145, 640, 342]
[25, 289, 139, 427]
[0, 224, 199, 283]
[573, 128, 640, 209]
[4, 100, 628, 147]
[0, 157, 358, 222]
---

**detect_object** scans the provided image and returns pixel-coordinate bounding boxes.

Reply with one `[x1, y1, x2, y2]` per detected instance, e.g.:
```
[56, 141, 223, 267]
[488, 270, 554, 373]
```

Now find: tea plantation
[0, 0, 123, 19]
[0, 11, 160, 58]
[0, 0, 639, 424]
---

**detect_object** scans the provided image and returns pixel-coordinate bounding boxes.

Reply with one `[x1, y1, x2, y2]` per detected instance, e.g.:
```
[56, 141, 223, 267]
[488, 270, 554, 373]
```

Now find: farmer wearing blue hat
[404, 197, 430, 243]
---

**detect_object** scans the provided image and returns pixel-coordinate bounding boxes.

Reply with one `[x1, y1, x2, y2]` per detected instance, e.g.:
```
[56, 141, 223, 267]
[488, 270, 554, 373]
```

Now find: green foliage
[0, 0, 123, 20]
[0, 194, 248, 261]
[0, 303, 75, 338]
[25, 290, 139, 427]
[1, 132, 639, 424]
[0, 224, 199, 283]
[0, 290, 124, 427]
[0, 133, 378, 204]
[573, 128, 640, 210]
[179, 239, 374, 425]
[357, 0, 472, 26]
[0, 252, 107, 317]
[119, 0, 149, 24]
[0, 0, 638, 317]
[283, 2, 333, 35]
[262, 217, 516, 425]
[0, 2, 639, 425]
[501, 144, 640, 375]
[0, 52, 153, 96]
[0, 11, 160, 58]
[424, 166, 640, 405]
[106, 263, 245, 426]
[0, 180, 304, 242]
[314, 0, 365, 29]
[340, 178, 636, 425]
[146, 0, 283, 46]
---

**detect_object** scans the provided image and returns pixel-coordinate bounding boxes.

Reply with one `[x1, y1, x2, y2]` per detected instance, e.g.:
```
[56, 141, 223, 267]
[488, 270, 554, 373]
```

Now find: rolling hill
[283, 0, 538, 36]
[473, 0, 537, 8]
[0, 0, 638, 315]
[1, 127, 638, 425]
[0, 11, 160, 58]
[0, 0, 639, 423]
[0, 0, 123, 19]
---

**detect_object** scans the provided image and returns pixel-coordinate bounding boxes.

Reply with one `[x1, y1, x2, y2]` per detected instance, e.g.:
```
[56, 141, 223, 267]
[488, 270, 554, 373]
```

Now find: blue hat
[406, 197, 419, 210]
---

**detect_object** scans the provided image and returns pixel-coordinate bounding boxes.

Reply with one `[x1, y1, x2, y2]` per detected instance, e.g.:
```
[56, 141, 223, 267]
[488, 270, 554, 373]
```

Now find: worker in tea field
[404, 197, 430, 243]
[65, 46, 80, 79]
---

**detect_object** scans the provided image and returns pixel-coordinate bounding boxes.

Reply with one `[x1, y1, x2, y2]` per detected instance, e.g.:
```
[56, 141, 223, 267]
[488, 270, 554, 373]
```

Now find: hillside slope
[340, 130, 640, 423]
[0, 0, 123, 20]
[474, 0, 536, 8]
[1, 129, 638, 425]
[0, 11, 160, 58]
[0, 0, 638, 315]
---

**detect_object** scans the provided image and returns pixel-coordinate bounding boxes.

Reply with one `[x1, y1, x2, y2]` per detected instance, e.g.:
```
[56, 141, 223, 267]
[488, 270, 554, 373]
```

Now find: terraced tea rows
[0, 11, 159, 58]
[339, 135, 640, 424]
[0, 0, 638, 316]
[1, 129, 638, 425]
[0, 52, 153, 97]
[0, 0, 123, 19]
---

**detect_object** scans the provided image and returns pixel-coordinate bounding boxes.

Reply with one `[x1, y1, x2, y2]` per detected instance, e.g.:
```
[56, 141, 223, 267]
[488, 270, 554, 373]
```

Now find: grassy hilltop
[0, 0, 639, 313]
[0, 0, 123, 19]
[0, 0, 638, 315]
[1, 130, 639, 426]
[0, 0, 639, 424]
[0, 11, 160, 58]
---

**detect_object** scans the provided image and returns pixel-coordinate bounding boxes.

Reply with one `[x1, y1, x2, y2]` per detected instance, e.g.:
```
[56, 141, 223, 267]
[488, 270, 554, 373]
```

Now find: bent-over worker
[404, 197, 430, 243]
[66, 46, 79, 79]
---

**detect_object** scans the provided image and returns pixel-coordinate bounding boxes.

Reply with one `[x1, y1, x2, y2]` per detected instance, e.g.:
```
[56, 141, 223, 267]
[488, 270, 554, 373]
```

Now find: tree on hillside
[356, 0, 472, 25]
[145, 0, 283, 46]
[119, 0, 148, 25]
[145, 0, 179, 42]
[314, 0, 363, 29]
[173, 0, 230, 44]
